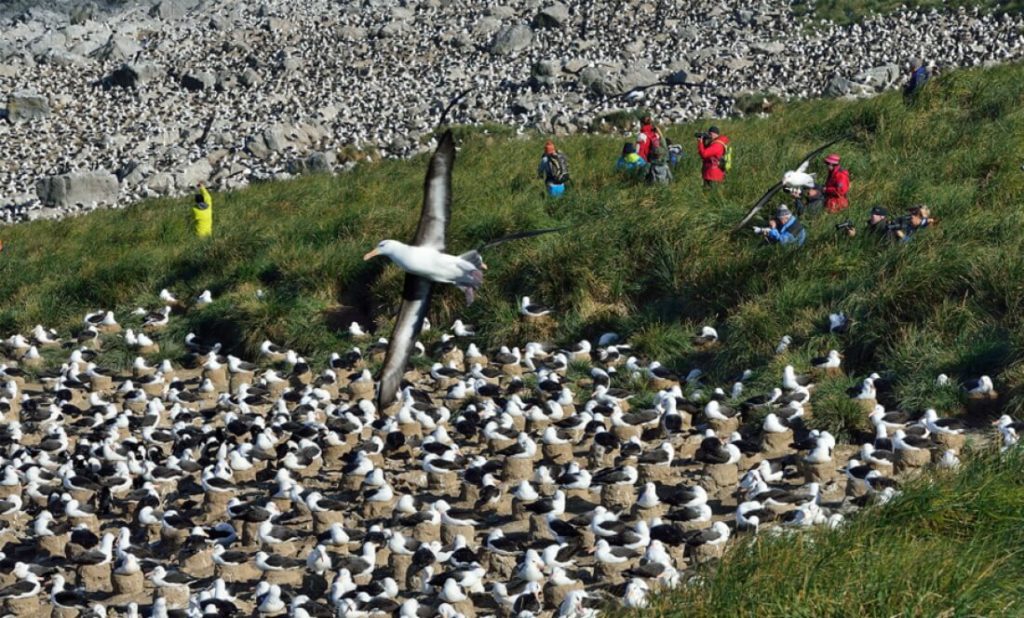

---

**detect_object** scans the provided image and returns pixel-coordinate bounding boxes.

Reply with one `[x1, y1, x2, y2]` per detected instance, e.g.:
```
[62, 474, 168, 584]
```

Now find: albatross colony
[0, 132, 999, 618]
[0, 303, 997, 617]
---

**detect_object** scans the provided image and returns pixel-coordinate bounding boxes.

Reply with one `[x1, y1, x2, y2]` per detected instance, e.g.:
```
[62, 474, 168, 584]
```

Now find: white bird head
[363, 239, 402, 261]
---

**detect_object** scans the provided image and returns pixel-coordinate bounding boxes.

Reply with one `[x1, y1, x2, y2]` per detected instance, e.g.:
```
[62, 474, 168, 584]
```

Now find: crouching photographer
[753, 205, 806, 247]
[840, 205, 892, 239]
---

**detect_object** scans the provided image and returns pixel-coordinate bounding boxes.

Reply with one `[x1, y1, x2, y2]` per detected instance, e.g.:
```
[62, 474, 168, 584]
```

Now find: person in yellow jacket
[193, 182, 213, 237]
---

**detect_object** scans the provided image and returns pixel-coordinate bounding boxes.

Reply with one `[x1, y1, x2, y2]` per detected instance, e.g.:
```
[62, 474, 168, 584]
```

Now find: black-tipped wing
[732, 135, 850, 232]
[475, 227, 568, 253]
[377, 276, 433, 410]
[377, 131, 455, 410]
[413, 130, 454, 251]
[733, 180, 784, 233]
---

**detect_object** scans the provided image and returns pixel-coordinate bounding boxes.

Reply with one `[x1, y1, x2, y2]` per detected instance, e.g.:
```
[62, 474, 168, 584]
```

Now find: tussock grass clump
[3, 63, 1024, 423]
[621, 447, 1024, 617]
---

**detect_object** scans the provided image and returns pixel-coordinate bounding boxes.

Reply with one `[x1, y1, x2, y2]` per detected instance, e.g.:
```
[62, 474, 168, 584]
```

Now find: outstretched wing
[376, 275, 433, 410]
[412, 130, 454, 251]
[377, 130, 455, 410]
[731, 135, 850, 233]
[794, 135, 849, 171]
[475, 227, 568, 253]
[732, 181, 784, 233]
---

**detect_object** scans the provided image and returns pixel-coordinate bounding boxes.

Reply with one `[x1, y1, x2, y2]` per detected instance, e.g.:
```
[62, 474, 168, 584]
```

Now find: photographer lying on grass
[753, 205, 806, 247]
[837, 205, 891, 239]
[895, 205, 933, 242]
[836, 205, 933, 242]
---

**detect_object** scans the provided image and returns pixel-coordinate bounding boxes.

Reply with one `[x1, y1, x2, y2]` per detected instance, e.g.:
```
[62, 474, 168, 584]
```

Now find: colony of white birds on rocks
[1, 0, 1024, 221]
[0, 289, 1007, 617]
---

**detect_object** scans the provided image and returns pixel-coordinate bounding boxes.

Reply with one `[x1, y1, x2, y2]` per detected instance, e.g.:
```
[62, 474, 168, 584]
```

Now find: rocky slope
[0, 0, 1021, 221]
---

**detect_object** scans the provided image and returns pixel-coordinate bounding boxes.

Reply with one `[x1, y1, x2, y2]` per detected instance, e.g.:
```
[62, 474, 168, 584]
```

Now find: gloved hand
[752, 226, 764, 234]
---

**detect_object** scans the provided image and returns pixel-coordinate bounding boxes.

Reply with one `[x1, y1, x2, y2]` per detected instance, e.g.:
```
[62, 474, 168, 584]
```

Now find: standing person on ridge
[696, 125, 729, 187]
[193, 181, 213, 237]
[823, 153, 850, 214]
[537, 140, 569, 198]
[903, 57, 929, 99]
[636, 115, 661, 162]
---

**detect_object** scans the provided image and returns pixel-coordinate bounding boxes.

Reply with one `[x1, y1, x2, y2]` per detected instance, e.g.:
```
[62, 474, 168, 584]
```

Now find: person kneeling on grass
[644, 147, 673, 185]
[789, 183, 825, 217]
[615, 142, 646, 174]
[753, 205, 806, 247]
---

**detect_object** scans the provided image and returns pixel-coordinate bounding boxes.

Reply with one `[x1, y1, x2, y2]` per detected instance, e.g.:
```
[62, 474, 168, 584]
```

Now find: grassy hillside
[615, 446, 1024, 617]
[793, 0, 1024, 23]
[4, 63, 1024, 436]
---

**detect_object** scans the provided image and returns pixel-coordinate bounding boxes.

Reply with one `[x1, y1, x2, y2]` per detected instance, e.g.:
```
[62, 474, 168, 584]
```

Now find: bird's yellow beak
[363, 248, 380, 261]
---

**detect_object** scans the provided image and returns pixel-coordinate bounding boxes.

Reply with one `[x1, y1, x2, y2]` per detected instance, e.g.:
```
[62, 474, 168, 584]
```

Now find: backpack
[717, 139, 733, 173]
[548, 152, 570, 184]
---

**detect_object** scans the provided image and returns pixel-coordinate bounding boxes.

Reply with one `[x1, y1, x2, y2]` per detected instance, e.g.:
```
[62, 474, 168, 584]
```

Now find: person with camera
[865, 206, 891, 237]
[836, 205, 890, 239]
[895, 205, 932, 242]
[790, 183, 825, 217]
[823, 153, 850, 213]
[753, 205, 806, 247]
[696, 125, 729, 187]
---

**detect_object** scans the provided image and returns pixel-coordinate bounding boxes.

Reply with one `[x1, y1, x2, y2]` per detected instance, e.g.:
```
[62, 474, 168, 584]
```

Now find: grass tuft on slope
[618, 446, 1024, 617]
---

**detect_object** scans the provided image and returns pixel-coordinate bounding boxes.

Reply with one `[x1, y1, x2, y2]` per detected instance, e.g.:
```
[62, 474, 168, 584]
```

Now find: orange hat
[544, 140, 556, 154]
[824, 153, 841, 165]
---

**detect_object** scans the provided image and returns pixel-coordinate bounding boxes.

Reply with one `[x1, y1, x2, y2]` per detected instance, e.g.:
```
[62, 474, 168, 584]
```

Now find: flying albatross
[732, 135, 850, 232]
[364, 130, 562, 409]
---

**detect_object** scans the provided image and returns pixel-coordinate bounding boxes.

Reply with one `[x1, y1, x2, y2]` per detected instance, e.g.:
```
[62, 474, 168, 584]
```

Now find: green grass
[4, 62, 1024, 432]
[620, 446, 1024, 617]
[793, 0, 1024, 23]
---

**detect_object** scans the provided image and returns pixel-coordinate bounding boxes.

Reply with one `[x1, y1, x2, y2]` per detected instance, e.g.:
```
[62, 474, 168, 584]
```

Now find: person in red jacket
[823, 153, 850, 213]
[636, 116, 661, 162]
[696, 126, 728, 186]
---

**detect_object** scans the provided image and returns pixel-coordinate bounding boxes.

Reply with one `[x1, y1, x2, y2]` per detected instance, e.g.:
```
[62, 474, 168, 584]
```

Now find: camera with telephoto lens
[694, 131, 709, 139]
[835, 220, 854, 231]
[885, 215, 909, 231]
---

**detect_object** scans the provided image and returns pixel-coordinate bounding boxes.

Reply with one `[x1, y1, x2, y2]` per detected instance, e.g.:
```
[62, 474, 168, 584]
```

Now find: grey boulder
[853, 64, 900, 89]
[36, 171, 119, 207]
[490, 24, 533, 55]
[181, 71, 216, 91]
[109, 62, 164, 88]
[6, 91, 50, 123]
[533, 3, 570, 29]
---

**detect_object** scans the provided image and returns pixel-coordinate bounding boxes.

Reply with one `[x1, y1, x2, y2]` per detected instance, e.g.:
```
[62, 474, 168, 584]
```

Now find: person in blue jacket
[904, 57, 929, 99]
[753, 205, 806, 246]
[615, 142, 646, 173]
[895, 205, 932, 242]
